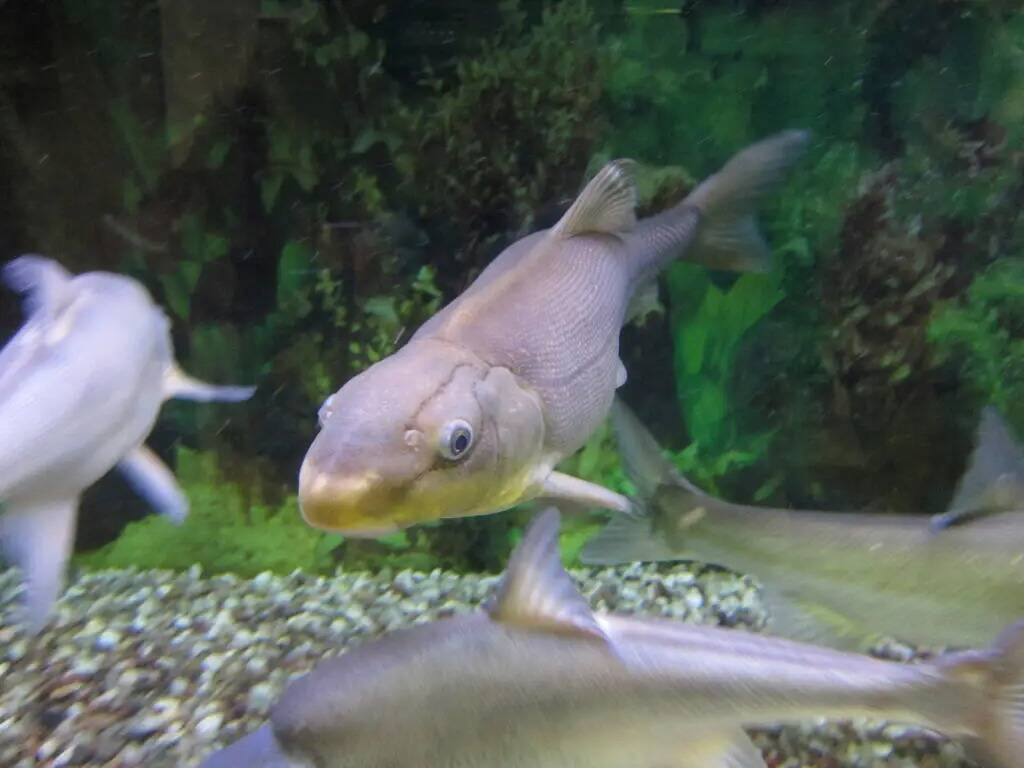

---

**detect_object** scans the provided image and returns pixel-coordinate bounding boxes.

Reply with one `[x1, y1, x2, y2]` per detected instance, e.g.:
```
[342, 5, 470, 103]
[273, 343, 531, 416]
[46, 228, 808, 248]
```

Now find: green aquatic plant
[78, 447, 341, 577]
[394, 0, 607, 285]
[929, 258, 1024, 430]
[604, 0, 866, 175]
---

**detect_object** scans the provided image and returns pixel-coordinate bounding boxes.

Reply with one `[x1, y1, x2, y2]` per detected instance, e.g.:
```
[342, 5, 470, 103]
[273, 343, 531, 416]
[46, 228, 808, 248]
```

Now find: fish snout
[297, 456, 402, 537]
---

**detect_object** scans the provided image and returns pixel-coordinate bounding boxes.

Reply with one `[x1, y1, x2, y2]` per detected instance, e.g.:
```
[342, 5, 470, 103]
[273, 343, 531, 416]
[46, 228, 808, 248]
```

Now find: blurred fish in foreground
[298, 130, 810, 536]
[0, 255, 255, 632]
[583, 400, 1024, 651]
[200, 508, 1024, 768]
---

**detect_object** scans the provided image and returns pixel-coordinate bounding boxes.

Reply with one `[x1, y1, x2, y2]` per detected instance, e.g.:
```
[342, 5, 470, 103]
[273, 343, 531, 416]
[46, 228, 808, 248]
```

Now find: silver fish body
[583, 399, 1024, 650]
[0, 256, 255, 631]
[200, 509, 1024, 768]
[0, 268, 170, 502]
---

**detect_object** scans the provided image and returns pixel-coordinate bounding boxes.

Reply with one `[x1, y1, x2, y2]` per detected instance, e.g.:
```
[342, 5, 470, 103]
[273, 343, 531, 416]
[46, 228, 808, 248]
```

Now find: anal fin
[0, 496, 79, 633]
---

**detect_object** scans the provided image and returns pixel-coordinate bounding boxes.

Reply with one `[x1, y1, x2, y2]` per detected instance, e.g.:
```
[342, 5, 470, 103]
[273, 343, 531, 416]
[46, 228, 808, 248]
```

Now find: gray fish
[582, 399, 1024, 651]
[298, 130, 810, 536]
[198, 508, 1024, 768]
[0, 255, 254, 632]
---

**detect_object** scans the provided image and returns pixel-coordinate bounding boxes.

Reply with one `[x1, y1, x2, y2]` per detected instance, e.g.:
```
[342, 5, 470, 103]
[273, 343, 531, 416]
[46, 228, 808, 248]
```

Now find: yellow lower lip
[298, 462, 410, 535]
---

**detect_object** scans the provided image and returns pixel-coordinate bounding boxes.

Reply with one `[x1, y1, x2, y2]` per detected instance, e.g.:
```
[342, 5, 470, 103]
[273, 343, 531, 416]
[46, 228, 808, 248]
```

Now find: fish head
[298, 339, 546, 535]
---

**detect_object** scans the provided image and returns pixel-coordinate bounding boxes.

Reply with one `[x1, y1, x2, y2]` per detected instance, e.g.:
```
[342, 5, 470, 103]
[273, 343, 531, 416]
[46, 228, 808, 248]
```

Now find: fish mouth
[297, 458, 408, 536]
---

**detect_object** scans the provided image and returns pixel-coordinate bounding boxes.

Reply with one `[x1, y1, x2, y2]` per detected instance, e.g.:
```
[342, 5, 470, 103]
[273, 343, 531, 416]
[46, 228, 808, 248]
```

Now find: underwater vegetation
[1, 0, 1023, 576]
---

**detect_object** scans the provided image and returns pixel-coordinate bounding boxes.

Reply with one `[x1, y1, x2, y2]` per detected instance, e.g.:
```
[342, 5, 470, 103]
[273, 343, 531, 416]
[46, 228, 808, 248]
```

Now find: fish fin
[487, 507, 609, 642]
[551, 159, 637, 239]
[625, 276, 663, 325]
[759, 584, 869, 651]
[610, 397, 687, 498]
[540, 470, 636, 517]
[164, 363, 256, 403]
[198, 725, 299, 768]
[0, 496, 78, 633]
[580, 513, 680, 565]
[936, 619, 1024, 768]
[684, 130, 810, 272]
[581, 398, 718, 565]
[615, 359, 627, 388]
[2, 254, 74, 322]
[686, 731, 766, 768]
[117, 445, 188, 524]
[931, 406, 1024, 531]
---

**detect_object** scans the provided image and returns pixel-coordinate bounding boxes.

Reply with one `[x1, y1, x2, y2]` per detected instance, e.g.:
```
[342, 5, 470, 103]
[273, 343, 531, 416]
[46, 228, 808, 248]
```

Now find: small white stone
[94, 629, 121, 651]
[195, 712, 223, 740]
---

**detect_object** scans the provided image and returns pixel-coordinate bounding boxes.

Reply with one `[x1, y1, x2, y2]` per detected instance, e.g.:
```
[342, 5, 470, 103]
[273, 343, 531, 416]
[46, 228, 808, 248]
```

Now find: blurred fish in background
[0, 255, 254, 632]
[583, 399, 1024, 651]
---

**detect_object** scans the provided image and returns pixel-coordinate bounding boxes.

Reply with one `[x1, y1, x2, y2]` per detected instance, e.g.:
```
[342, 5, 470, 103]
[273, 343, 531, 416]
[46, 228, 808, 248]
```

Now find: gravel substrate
[0, 562, 972, 768]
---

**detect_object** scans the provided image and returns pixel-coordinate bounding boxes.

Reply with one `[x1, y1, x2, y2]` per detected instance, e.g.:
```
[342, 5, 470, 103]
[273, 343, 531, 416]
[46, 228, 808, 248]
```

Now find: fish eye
[318, 395, 335, 428]
[439, 419, 474, 461]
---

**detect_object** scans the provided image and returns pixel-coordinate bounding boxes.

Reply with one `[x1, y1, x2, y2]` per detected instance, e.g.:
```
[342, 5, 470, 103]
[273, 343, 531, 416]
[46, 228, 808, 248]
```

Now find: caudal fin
[930, 406, 1024, 531]
[684, 130, 811, 272]
[938, 620, 1024, 768]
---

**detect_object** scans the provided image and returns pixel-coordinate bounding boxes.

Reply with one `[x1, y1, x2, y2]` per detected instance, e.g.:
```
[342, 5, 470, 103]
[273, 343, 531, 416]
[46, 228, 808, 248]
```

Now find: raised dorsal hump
[487, 507, 608, 642]
[551, 159, 638, 240]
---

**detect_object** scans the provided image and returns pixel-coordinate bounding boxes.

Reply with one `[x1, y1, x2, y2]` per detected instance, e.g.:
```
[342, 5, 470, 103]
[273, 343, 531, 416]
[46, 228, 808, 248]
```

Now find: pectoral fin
[164, 363, 256, 403]
[540, 471, 636, 517]
[118, 445, 188, 523]
[0, 496, 78, 633]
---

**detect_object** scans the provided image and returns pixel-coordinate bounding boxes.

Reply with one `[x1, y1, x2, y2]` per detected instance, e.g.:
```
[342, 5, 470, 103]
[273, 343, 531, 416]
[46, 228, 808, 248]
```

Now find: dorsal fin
[2, 255, 74, 323]
[487, 507, 608, 641]
[550, 160, 637, 239]
[931, 406, 1024, 530]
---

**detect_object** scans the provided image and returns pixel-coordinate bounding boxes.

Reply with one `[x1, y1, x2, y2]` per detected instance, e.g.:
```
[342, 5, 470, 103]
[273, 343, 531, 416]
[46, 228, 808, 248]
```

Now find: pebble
[0, 562, 975, 768]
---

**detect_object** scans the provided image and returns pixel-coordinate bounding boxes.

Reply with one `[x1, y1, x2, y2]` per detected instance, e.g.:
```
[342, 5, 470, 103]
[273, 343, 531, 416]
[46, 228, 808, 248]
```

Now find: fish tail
[937, 620, 1024, 767]
[683, 129, 811, 272]
[580, 398, 707, 565]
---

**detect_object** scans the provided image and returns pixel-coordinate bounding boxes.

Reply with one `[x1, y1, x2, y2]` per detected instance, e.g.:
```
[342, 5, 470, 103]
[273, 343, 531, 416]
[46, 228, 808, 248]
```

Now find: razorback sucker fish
[298, 130, 810, 535]
[199, 507, 1024, 768]
[0, 255, 254, 632]
[582, 399, 1024, 651]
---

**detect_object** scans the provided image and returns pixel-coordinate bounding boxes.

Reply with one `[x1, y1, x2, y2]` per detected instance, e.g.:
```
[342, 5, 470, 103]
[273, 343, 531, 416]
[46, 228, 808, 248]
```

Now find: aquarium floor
[0, 562, 970, 768]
